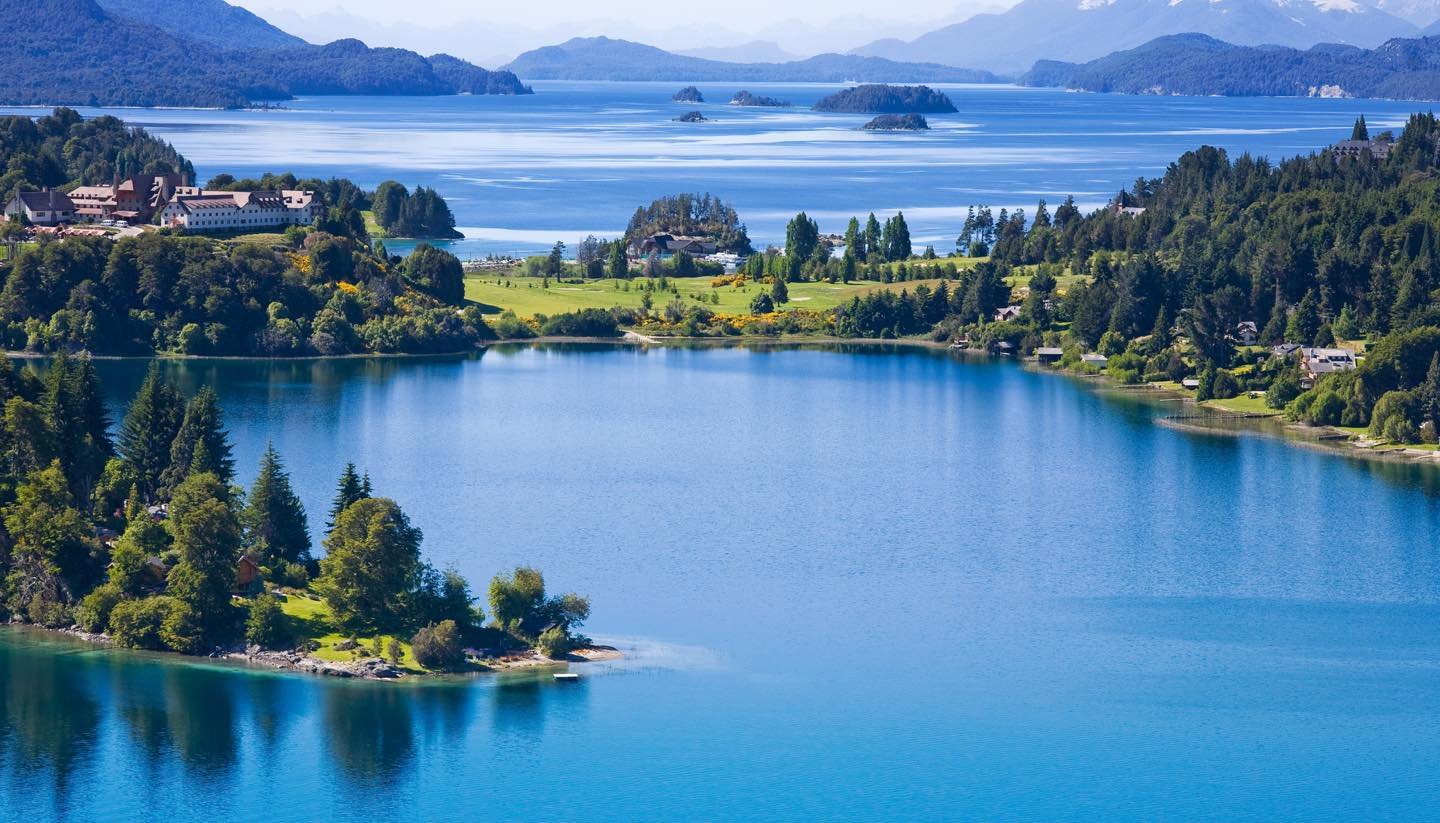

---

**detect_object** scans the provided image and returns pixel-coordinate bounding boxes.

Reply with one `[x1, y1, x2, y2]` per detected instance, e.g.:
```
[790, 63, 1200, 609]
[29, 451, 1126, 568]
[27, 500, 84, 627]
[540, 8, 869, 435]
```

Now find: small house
[993, 305, 1023, 323]
[1036, 347, 1064, 364]
[235, 555, 262, 594]
[4, 190, 76, 226]
[992, 340, 1016, 356]
[1181, 377, 1200, 389]
[1300, 347, 1357, 383]
[1231, 321, 1258, 346]
[1081, 353, 1109, 368]
[1270, 343, 1301, 359]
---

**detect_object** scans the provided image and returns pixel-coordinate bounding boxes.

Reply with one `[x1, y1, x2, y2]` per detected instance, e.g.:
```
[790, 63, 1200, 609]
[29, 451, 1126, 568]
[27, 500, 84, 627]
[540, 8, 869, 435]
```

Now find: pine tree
[1423, 352, 1440, 433]
[162, 386, 234, 494]
[1351, 115, 1369, 141]
[117, 364, 183, 503]
[166, 471, 240, 638]
[1151, 306, 1171, 349]
[844, 216, 863, 259]
[863, 213, 881, 259]
[242, 443, 312, 568]
[327, 463, 370, 530]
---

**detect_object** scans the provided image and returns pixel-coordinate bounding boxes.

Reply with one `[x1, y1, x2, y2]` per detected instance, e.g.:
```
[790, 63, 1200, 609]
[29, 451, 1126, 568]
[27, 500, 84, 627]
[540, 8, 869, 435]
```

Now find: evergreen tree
[327, 463, 370, 530]
[242, 443, 312, 570]
[1423, 352, 1440, 432]
[162, 386, 234, 494]
[117, 365, 183, 503]
[3, 461, 97, 621]
[1286, 290, 1322, 344]
[608, 242, 629, 279]
[314, 497, 423, 631]
[1351, 115, 1369, 141]
[165, 471, 240, 638]
[844, 216, 863, 259]
[771, 277, 789, 305]
[863, 213, 881, 258]
[785, 212, 820, 263]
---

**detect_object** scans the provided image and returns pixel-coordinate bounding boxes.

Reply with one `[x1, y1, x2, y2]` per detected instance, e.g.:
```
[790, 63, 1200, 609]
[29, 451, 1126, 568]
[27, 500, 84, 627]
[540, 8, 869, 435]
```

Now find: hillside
[96, 0, 305, 48]
[1021, 33, 1440, 99]
[503, 37, 1000, 82]
[852, 0, 1419, 73]
[1, 0, 531, 107]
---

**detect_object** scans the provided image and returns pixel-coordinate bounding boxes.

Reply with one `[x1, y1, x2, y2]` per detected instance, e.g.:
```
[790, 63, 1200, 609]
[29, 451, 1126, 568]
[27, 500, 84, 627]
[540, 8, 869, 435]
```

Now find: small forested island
[672, 86, 704, 103]
[862, 114, 929, 131]
[675, 110, 710, 123]
[0, 359, 599, 678]
[813, 84, 957, 114]
[730, 91, 792, 107]
[623, 193, 754, 255]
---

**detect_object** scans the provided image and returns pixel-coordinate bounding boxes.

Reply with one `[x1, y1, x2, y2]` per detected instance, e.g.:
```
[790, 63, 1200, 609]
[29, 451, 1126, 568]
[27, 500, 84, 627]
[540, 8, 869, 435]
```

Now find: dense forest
[370, 182, 462, 239]
[6, 0, 531, 108]
[730, 91, 791, 107]
[862, 114, 930, 131]
[0, 109, 193, 202]
[1022, 33, 1440, 100]
[812, 85, 957, 114]
[623, 193, 753, 253]
[0, 358, 590, 668]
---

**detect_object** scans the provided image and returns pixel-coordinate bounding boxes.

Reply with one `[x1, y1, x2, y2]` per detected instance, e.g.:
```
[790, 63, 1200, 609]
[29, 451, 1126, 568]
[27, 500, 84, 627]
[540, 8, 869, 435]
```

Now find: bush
[109, 597, 173, 650]
[539, 308, 620, 337]
[537, 625, 573, 659]
[1370, 390, 1421, 442]
[160, 601, 204, 654]
[246, 595, 289, 649]
[1211, 369, 1242, 400]
[76, 584, 123, 633]
[491, 310, 536, 339]
[411, 619, 464, 670]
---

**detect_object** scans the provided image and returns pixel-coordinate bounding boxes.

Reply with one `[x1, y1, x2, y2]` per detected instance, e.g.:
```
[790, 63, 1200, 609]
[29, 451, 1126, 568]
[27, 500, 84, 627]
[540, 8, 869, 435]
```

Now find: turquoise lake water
[1, 82, 1425, 257]
[3, 345, 1440, 820]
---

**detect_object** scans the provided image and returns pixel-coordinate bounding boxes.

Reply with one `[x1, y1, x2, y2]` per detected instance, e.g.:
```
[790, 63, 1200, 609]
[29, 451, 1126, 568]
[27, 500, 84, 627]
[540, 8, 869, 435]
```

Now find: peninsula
[0, 360, 599, 679]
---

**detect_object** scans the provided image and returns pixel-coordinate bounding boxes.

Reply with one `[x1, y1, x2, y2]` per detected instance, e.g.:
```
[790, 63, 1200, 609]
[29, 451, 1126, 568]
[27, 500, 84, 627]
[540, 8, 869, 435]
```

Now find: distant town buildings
[3, 176, 320, 235]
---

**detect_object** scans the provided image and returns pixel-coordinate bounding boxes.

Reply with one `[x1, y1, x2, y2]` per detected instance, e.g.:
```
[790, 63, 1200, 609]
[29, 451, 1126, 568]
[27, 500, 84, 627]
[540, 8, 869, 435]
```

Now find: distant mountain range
[1022, 33, 1440, 99]
[675, 41, 803, 63]
[95, 0, 305, 48]
[3, 0, 530, 108]
[502, 37, 1000, 82]
[853, 0, 1430, 74]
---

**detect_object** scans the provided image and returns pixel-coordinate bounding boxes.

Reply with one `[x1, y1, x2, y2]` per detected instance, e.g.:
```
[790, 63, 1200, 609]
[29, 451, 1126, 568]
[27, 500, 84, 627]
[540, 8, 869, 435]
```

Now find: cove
[4, 344, 1440, 820]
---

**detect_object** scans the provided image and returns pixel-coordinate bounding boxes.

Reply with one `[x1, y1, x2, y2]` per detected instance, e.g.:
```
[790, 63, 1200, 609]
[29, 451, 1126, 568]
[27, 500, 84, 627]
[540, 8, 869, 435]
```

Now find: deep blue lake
[3, 345, 1440, 820]
[1, 82, 1424, 257]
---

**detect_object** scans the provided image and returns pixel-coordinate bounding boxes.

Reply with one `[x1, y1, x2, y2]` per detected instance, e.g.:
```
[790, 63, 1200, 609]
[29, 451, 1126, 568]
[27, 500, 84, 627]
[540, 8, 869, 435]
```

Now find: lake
[1, 83, 1425, 257]
[3, 345, 1440, 820]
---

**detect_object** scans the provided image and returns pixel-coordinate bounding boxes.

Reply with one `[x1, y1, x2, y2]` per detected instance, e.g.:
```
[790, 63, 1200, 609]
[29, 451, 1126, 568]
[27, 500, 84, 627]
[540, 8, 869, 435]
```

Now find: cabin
[1270, 343, 1301, 359]
[4, 190, 76, 226]
[235, 555, 262, 595]
[628, 233, 720, 259]
[1036, 347, 1063, 364]
[1231, 321, 1258, 346]
[991, 340, 1016, 356]
[993, 305, 1023, 323]
[1081, 353, 1109, 369]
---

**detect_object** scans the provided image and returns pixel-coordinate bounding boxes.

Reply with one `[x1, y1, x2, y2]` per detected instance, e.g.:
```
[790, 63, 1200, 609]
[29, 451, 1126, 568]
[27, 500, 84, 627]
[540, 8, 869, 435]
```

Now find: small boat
[553, 672, 580, 682]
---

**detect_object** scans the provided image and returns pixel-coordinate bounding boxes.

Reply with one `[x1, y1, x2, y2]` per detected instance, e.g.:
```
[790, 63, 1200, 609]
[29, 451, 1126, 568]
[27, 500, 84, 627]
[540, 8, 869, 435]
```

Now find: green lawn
[277, 589, 424, 669]
[222, 232, 290, 246]
[1202, 393, 1280, 416]
[464, 275, 959, 318]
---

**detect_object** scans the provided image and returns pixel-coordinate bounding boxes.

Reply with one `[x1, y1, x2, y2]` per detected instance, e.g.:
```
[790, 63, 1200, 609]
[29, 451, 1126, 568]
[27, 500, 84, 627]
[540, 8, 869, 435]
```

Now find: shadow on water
[0, 638, 101, 821]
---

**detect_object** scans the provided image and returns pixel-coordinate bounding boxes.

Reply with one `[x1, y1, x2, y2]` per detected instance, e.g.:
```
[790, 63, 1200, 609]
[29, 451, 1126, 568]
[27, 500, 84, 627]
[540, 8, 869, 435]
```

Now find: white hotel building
[160, 188, 322, 232]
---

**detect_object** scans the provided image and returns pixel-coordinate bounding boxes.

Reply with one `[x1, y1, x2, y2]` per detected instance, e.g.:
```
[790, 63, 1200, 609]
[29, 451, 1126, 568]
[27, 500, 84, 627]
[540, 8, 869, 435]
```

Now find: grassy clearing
[464, 275, 960, 318]
[222, 232, 290, 246]
[277, 589, 423, 669]
[1202, 393, 1280, 416]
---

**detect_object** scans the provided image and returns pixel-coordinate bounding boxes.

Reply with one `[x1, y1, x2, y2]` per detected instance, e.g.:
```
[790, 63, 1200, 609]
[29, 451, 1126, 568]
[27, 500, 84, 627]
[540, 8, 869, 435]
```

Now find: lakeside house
[160, 188, 321, 233]
[1331, 138, 1392, 160]
[1270, 342, 1301, 359]
[69, 173, 183, 224]
[628, 233, 720, 259]
[4, 190, 76, 226]
[1081, 353, 1109, 368]
[1299, 346, 1357, 387]
[993, 305, 1023, 322]
[1036, 347, 1063, 363]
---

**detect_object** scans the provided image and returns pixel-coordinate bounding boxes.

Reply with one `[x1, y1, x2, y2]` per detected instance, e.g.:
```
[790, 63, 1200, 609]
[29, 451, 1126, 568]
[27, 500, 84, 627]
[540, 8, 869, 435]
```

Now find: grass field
[277, 589, 424, 669]
[464, 275, 963, 317]
[1202, 393, 1280, 416]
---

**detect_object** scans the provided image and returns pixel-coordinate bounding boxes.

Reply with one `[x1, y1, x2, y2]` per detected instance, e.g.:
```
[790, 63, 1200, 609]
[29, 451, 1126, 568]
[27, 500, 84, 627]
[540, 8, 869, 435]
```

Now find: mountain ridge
[503, 37, 1001, 82]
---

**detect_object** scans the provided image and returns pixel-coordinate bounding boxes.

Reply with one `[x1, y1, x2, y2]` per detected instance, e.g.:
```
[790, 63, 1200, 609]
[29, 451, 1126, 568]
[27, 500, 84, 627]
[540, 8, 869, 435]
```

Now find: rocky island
[672, 85, 705, 102]
[862, 113, 930, 130]
[675, 110, 710, 122]
[730, 90, 792, 107]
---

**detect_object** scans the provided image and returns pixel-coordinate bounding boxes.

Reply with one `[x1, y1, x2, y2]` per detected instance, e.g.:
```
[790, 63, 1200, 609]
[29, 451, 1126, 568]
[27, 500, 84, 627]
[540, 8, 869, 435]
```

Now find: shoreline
[7, 620, 621, 682]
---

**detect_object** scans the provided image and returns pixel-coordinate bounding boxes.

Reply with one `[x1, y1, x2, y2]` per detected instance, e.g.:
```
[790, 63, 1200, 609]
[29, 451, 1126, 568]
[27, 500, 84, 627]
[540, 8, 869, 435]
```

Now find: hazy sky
[230, 0, 1015, 64]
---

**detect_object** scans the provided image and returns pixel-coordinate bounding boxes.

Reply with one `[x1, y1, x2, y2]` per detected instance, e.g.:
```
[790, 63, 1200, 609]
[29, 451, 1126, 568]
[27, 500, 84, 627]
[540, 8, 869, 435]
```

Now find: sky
[230, 0, 1015, 65]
